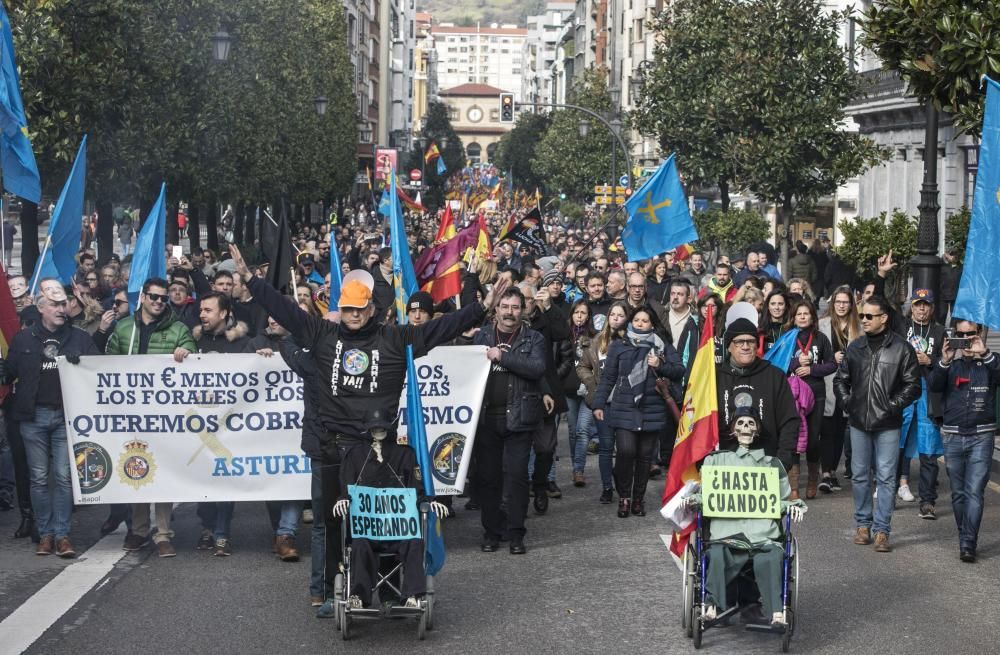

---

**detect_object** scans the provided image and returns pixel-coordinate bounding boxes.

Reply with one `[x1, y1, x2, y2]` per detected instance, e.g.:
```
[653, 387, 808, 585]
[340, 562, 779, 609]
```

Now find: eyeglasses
[731, 338, 756, 348]
[146, 292, 168, 303]
[86, 277, 97, 283]
[833, 300, 851, 306]
[859, 312, 884, 321]
[954, 330, 978, 337]
[114, 299, 128, 306]
[627, 284, 646, 290]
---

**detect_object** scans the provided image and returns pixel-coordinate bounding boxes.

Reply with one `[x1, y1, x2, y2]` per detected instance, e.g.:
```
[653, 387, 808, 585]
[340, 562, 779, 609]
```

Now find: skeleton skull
[371, 427, 388, 443]
[733, 415, 759, 447]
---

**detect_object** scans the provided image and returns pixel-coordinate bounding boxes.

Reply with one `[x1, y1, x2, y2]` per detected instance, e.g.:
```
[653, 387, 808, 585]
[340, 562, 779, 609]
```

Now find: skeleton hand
[332, 499, 350, 518]
[429, 501, 449, 518]
[788, 505, 806, 523]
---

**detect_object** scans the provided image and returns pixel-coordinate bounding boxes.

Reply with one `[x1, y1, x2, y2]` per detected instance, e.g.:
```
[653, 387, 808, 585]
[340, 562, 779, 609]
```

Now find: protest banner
[398, 345, 490, 496]
[347, 485, 421, 541]
[700, 465, 781, 519]
[60, 354, 309, 504]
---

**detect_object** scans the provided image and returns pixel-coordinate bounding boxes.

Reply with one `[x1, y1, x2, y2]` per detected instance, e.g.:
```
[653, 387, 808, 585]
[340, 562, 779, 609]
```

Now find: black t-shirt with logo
[35, 327, 65, 407]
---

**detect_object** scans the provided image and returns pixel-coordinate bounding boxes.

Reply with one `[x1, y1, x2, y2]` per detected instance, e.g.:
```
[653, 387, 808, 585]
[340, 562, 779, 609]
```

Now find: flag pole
[261, 209, 301, 254]
[28, 235, 52, 296]
[567, 202, 628, 267]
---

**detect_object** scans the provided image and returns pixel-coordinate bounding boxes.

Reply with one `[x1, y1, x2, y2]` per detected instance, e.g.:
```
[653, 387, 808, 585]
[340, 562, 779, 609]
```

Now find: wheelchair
[681, 512, 799, 652]
[334, 501, 436, 640]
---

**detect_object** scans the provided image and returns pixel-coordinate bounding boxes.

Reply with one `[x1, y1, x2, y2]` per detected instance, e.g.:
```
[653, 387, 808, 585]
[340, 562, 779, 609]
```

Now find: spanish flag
[474, 212, 492, 262]
[0, 265, 22, 403]
[674, 243, 694, 261]
[662, 305, 719, 560]
[424, 141, 441, 164]
[434, 205, 457, 244]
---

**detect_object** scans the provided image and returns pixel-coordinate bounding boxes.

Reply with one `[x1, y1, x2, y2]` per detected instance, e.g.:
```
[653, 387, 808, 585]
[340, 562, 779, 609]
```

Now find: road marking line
[0, 533, 127, 654]
[988, 481, 1000, 494]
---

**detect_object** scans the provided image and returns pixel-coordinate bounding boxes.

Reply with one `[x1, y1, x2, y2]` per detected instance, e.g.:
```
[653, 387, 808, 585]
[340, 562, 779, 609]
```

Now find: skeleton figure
[733, 414, 759, 448]
[370, 425, 388, 463]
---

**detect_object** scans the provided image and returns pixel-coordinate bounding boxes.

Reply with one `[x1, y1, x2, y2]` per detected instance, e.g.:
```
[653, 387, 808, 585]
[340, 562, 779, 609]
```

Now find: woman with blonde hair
[817, 285, 862, 491]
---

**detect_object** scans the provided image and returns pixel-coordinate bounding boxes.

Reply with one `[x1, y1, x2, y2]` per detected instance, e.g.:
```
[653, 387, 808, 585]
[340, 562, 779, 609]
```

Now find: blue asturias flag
[436, 156, 447, 176]
[0, 6, 40, 203]
[127, 183, 167, 310]
[763, 328, 801, 373]
[31, 135, 86, 288]
[388, 167, 446, 576]
[954, 77, 1000, 330]
[621, 153, 697, 262]
[328, 231, 342, 312]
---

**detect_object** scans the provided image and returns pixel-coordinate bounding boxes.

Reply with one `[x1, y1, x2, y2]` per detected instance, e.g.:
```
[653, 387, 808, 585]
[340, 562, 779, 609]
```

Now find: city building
[522, 2, 575, 108]
[413, 12, 437, 136]
[378, 0, 417, 151]
[430, 23, 528, 99]
[343, 0, 379, 172]
[437, 82, 515, 165]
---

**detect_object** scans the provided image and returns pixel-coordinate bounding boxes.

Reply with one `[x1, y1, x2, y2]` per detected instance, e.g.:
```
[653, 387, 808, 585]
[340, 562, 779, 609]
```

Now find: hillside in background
[418, 0, 546, 26]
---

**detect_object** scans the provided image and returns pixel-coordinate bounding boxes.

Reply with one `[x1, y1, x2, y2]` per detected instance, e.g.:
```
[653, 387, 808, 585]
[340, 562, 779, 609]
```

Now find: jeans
[943, 433, 992, 551]
[569, 397, 595, 474]
[21, 407, 72, 538]
[475, 414, 532, 541]
[266, 500, 302, 537]
[850, 427, 900, 535]
[120, 241, 131, 258]
[596, 417, 615, 490]
[197, 502, 235, 541]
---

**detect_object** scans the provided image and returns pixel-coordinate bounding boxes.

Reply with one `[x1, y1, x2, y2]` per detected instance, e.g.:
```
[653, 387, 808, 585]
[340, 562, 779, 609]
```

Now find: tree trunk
[166, 201, 179, 247]
[244, 203, 256, 246]
[233, 201, 245, 246]
[719, 176, 730, 213]
[188, 203, 201, 251]
[778, 196, 793, 275]
[19, 201, 39, 278]
[96, 199, 114, 265]
[206, 202, 219, 253]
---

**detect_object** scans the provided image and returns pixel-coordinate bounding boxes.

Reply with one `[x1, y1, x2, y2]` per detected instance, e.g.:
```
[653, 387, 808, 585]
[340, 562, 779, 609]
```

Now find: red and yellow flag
[424, 142, 441, 163]
[674, 244, 694, 261]
[474, 212, 492, 262]
[434, 206, 457, 244]
[662, 305, 719, 560]
[0, 265, 22, 403]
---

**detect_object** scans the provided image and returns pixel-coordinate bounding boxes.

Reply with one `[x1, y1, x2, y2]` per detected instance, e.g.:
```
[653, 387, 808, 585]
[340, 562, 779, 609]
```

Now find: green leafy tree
[634, 0, 888, 271]
[406, 101, 463, 210]
[861, 1, 1000, 137]
[692, 208, 771, 258]
[944, 206, 971, 264]
[532, 69, 625, 201]
[837, 210, 917, 282]
[493, 111, 551, 193]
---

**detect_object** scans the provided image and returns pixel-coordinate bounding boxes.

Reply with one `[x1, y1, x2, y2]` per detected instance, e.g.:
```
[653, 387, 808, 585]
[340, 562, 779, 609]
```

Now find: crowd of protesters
[0, 202, 994, 618]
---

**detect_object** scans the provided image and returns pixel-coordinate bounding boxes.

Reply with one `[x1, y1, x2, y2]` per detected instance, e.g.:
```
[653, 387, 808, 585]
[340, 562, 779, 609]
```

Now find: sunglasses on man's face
[953, 330, 978, 338]
[859, 312, 884, 321]
[145, 293, 168, 303]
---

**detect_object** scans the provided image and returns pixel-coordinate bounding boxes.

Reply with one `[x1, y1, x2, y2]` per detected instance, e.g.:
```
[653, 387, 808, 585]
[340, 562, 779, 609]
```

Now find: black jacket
[473, 324, 547, 432]
[194, 321, 252, 354]
[248, 275, 486, 440]
[369, 264, 395, 321]
[340, 439, 427, 503]
[592, 337, 684, 433]
[833, 330, 921, 432]
[716, 358, 800, 470]
[927, 352, 1000, 436]
[5, 323, 99, 420]
[527, 305, 571, 415]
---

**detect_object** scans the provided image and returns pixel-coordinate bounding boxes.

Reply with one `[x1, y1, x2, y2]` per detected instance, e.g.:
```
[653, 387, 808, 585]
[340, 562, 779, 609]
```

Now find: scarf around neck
[625, 326, 665, 394]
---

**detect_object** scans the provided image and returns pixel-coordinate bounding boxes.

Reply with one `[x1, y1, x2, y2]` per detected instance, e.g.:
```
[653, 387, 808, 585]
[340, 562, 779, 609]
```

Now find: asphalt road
[1, 438, 1000, 655]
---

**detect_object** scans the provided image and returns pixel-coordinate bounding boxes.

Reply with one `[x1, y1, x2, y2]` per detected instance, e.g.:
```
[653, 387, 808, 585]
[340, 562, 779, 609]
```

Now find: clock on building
[467, 106, 484, 123]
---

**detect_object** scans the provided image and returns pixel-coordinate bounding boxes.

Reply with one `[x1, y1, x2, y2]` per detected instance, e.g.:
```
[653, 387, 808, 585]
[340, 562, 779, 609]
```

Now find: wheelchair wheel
[681, 547, 692, 632]
[417, 609, 427, 640]
[781, 625, 792, 653]
[425, 575, 435, 630]
[333, 573, 344, 631]
[692, 610, 703, 649]
[790, 538, 800, 634]
[341, 609, 351, 641]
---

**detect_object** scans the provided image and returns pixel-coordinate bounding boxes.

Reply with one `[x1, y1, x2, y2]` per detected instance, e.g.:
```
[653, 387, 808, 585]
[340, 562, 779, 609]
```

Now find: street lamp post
[912, 102, 943, 314]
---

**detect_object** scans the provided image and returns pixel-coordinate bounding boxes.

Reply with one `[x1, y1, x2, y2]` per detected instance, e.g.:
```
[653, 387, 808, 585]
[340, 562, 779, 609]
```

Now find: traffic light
[499, 93, 514, 123]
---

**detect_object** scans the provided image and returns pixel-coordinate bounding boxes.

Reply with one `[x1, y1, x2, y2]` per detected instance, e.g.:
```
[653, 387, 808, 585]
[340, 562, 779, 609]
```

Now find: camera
[948, 337, 970, 350]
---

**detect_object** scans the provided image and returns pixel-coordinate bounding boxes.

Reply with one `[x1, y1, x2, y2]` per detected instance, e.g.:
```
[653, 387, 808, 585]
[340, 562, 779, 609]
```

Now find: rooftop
[439, 82, 510, 97]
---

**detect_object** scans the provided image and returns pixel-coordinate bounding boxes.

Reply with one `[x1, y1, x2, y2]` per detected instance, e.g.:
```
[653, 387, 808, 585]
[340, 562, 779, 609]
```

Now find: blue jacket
[926, 352, 1000, 436]
[591, 337, 685, 432]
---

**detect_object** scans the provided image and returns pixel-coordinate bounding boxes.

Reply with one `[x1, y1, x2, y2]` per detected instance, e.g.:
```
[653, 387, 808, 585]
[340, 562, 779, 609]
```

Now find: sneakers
[122, 532, 149, 551]
[830, 475, 842, 491]
[572, 471, 586, 487]
[599, 488, 614, 504]
[36, 535, 54, 556]
[960, 548, 977, 563]
[157, 541, 177, 558]
[897, 483, 915, 502]
[196, 530, 214, 550]
[703, 605, 717, 620]
[818, 476, 833, 494]
[301, 508, 314, 524]
[918, 503, 936, 520]
[55, 537, 77, 559]
[853, 527, 872, 545]
[316, 599, 337, 618]
[771, 611, 786, 627]
[275, 535, 300, 561]
[546, 481, 562, 498]
[873, 532, 891, 553]
[403, 596, 420, 608]
[213, 538, 232, 556]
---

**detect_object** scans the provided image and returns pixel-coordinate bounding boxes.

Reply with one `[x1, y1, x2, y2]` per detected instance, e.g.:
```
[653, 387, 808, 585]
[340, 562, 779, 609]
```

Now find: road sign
[619, 174, 629, 187]
[594, 185, 610, 195]
[594, 195, 626, 206]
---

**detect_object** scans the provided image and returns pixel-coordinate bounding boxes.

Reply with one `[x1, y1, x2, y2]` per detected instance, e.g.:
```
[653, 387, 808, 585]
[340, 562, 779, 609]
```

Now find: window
[466, 142, 482, 164]
[486, 142, 497, 162]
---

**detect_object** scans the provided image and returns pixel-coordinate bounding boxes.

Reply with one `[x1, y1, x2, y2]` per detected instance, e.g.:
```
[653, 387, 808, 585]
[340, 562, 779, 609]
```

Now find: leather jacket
[833, 329, 921, 431]
[474, 323, 547, 432]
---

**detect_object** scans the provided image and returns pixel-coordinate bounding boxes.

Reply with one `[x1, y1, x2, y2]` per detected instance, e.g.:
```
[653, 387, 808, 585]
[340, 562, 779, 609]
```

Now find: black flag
[261, 200, 295, 291]
[502, 207, 548, 254]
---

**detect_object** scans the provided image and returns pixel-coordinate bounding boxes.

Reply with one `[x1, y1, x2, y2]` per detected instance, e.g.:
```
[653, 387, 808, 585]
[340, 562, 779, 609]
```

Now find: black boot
[631, 497, 646, 516]
[533, 486, 549, 515]
[617, 497, 631, 518]
[14, 509, 36, 540]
